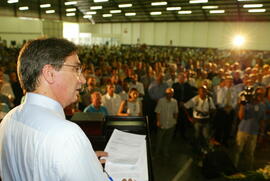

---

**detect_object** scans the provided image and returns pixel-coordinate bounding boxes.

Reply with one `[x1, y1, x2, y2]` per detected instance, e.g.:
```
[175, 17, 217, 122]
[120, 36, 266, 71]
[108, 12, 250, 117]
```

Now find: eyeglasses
[62, 64, 82, 76]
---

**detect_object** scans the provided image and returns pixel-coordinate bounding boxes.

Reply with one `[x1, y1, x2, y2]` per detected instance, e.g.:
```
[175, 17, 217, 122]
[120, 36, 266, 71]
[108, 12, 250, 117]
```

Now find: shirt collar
[24, 93, 66, 119]
[105, 93, 115, 99]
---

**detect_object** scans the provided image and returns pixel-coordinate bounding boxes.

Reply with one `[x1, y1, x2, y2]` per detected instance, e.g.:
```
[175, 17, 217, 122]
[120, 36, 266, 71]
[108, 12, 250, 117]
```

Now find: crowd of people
[0, 39, 270, 174]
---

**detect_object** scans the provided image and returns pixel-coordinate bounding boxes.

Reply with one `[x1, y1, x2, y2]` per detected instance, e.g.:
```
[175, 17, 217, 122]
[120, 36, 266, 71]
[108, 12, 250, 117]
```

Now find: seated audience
[84, 91, 108, 116]
[118, 88, 142, 116]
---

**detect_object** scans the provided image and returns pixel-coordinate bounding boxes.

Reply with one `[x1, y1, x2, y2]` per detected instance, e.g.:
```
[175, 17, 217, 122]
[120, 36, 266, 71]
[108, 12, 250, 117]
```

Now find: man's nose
[79, 74, 86, 84]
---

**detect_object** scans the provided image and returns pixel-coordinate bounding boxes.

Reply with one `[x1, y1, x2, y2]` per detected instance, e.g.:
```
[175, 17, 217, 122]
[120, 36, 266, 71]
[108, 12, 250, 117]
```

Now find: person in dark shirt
[9, 72, 23, 106]
[172, 73, 197, 139]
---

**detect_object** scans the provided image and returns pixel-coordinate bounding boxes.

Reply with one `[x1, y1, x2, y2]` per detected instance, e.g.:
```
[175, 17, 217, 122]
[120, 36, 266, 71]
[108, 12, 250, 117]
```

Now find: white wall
[43, 20, 63, 38]
[0, 16, 63, 46]
[1, 15, 270, 51]
[0, 17, 43, 46]
[80, 21, 270, 51]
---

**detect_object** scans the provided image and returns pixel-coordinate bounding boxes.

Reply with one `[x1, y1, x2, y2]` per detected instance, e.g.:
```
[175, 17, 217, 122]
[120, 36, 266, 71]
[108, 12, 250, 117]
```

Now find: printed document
[104, 129, 148, 181]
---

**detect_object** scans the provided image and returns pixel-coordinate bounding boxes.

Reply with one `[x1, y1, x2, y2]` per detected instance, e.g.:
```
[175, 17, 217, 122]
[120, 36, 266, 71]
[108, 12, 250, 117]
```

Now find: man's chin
[64, 97, 78, 109]
[72, 96, 78, 104]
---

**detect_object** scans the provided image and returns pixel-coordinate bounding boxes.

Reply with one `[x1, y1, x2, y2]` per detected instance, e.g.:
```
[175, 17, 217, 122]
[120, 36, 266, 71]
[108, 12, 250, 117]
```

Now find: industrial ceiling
[0, 0, 270, 24]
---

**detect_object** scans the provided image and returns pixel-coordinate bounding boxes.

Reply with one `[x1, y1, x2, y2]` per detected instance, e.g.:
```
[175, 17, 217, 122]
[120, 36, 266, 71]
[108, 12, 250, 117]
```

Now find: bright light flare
[233, 35, 245, 47]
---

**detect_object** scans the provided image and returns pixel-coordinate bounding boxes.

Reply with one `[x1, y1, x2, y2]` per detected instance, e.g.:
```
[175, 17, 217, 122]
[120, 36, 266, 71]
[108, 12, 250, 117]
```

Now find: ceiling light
[209, 10, 225, 14]
[178, 10, 192, 14]
[248, 9, 266, 12]
[150, 12, 162, 15]
[166, 7, 181, 11]
[119, 4, 132, 8]
[189, 0, 208, 4]
[66, 8, 76, 12]
[46, 10, 55, 14]
[19, 17, 39, 20]
[90, 6, 102, 10]
[83, 15, 92, 18]
[66, 13, 75, 16]
[125, 12, 136, 16]
[40, 4, 51, 8]
[233, 35, 245, 47]
[64, 1, 77, 6]
[243, 4, 263, 8]
[19, 6, 29, 11]
[86, 11, 96, 15]
[110, 10, 121, 13]
[238, 0, 257, 1]
[103, 14, 112, 17]
[94, 0, 108, 2]
[202, 6, 218, 9]
[7, 0, 18, 4]
[151, 2, 167, 6]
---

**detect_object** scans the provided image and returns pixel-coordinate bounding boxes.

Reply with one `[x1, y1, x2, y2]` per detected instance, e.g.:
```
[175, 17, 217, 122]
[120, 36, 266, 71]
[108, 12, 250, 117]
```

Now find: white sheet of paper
[104, 129, 145, 164]
[104, 129, 148, 181]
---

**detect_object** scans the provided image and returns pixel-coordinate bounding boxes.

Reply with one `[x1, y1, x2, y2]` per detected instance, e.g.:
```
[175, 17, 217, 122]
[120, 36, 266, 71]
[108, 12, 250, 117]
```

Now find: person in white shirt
[101, 84, 122, 115]
[166, 71, 177, 88]
[184, 86, 216, 152]
[214, 76, 237, 146]
[155, 88, 178, 158]
[0, 38, 108, 181]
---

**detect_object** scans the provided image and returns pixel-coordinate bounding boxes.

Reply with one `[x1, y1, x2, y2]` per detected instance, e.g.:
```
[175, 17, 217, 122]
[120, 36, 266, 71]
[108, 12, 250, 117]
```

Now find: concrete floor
[150, 131, 270, 181]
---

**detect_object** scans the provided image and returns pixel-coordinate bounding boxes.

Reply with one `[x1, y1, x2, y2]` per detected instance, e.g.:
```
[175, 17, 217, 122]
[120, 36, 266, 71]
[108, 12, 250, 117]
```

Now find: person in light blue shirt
[234, 86, 266, 171]
[0, 38, 109, 181]
[147, 73, 169, 132]
[84, 91, 108, 116]
[148, 73, 168, 101]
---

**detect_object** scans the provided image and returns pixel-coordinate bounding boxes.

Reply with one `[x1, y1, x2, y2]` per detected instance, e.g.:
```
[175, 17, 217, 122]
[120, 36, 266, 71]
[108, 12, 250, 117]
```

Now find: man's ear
[41, 64, 56, 84]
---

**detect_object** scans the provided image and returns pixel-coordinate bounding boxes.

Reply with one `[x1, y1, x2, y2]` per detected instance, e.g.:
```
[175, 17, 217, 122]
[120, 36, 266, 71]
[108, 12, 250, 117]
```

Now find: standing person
[261, 87, 270, 147]
[0, 38, 109, 181]
[101, 83, 122, 115]
[0, 78, 12, 119]
[184, 86, 216, 153]
[155, 88, 178, 158]
[234, 87, 266, 171]
[118, 88, 142, 116]
[110, 75, 122, 94]
[0, 69, 15, 103]
[148, 73, 169, 132]
[172, 73, 197, 139]
[148, 73, 168, 102]
[9, 71, 23, 106]
[214, 76, 237, 146]
[129, 73, 145, 100]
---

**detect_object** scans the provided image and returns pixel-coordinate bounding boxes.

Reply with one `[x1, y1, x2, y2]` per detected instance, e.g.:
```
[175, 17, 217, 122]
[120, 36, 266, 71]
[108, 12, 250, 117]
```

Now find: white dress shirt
[155, 97, 178, 129]
[0, 93, 107, 181]
[216, 86, 237, 109]
[102, 93, 122, 115]
[166, 78, 177, 88]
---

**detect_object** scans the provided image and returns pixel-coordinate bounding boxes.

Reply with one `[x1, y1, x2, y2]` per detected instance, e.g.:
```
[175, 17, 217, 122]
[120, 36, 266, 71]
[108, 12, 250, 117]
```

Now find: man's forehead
[65, 53, 81, 64]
